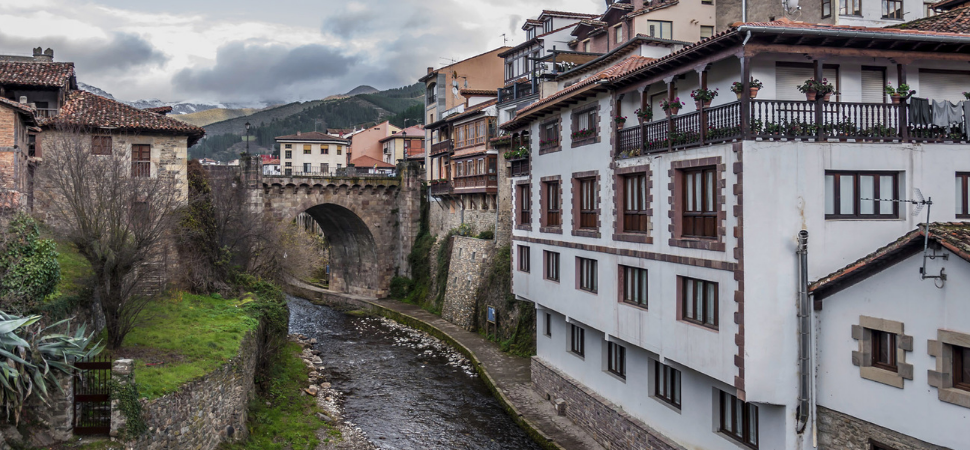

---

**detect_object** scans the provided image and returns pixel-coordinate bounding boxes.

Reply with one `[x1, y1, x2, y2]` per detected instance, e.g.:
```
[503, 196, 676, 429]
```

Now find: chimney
[297, 131, 301, 136]
[32, 47, 42, 57]
[33, 48, 54, 63]
[427, 67, 433, 74]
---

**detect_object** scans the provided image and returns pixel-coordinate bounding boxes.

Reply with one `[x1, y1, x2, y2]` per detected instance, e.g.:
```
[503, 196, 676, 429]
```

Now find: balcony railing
[498, 81, 537, 104]
[453, 174, 498, 191]
[616, 98, 962, 160]
[34, 108, 58, 119]
[430, 180, 452, 196]
[510, 157, 530, 177]
[431, 139, 453, 156]
[269, 169, 396, 178]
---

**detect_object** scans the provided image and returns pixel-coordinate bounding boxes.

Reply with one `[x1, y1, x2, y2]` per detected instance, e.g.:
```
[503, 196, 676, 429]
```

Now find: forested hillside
[190, 83, 423, 161]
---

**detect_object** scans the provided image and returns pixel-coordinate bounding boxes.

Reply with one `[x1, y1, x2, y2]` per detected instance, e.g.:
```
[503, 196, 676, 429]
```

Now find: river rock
[305, 386, 319, 397]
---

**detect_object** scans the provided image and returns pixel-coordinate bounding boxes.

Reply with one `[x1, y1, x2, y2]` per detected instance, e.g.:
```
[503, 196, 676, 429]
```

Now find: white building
[274, 131, 349, 176]
[504, 19, 970, 450]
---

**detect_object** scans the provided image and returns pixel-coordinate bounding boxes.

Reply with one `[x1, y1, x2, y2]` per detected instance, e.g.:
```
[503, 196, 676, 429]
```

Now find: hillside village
[1, 0, 970, 449]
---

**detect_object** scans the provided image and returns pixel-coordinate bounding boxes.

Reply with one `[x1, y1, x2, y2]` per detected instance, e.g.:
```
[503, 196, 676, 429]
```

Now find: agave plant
[0, 311, 102, 424]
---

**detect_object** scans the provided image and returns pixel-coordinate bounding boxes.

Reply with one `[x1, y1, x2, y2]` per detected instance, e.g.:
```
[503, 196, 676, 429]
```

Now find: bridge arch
[302, 203, 380, 295]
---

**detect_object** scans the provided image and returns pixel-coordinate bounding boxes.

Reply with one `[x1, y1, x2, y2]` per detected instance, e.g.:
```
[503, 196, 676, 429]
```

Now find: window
[646, 20, 673, 40]
[527, 28, 536, 40]
[681, 277, 717, 328]
[840, 0, 861, 14]
[545, 251, 560, 281]
[285, 150, 292, 159]
[702, 0, 713, 4]
[719, 391, 759, 448]
[578, 178, 597, 229]
[861, 66, 886, 103]
[337, 146, 342, 155]
[954, 345, 970, 392]
[825, 171, 899, 219]
[654, 362, 681, 408]
[542, 120, 559, 149]
[870, 440, 899, 450]
[578, 257, 597, 293]
[545, 181, 561, 227]
[544, 19, 553, 33]
[91, 136, 112, 155]
[957, 173, 969, 218]
[303, 144, 312, 154]
[700, 26, 714, 39]
[518, 245, 530, 272]
[570, 324, 585, 356]
[925, 2, 937, 17]
[322, 146, 329, 154]
[583, 40, 591, 52]
[622, 173, 648, 233]
[284, 162, 292, 167]
[131, 144, 150, 178]
[621, 265, 648, 308]
[284, 144, 292, 149]
[883, 0, 903, 18]
[614, 25, 623, 44]
[518, 184, 532, 225]
[321, 163, 329, 173]
[303, 163, 312, 173]
[822, 0, 832, 17]
[573, 107, 597, 141]
[607, 342, 626, 378]
[682, 167, 717, 238]
[544, 313, 552, 337]
[872, 329, 898, 372]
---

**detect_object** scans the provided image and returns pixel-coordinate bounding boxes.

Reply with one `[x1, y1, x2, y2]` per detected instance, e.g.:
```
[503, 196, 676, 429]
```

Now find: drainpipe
[796, 230, 811, 434]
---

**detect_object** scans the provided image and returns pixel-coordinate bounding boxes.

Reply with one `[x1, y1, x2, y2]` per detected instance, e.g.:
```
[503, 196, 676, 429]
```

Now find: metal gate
[73, 355, 112, 435]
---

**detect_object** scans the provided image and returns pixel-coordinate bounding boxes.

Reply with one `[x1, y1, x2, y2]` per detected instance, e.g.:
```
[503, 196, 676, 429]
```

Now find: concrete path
[287, 280, 605, 450]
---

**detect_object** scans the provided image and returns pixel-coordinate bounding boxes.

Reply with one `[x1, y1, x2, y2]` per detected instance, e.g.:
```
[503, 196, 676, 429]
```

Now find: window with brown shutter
[92, 136, 112, 155]
[623, 173, 648, 233]
[545, 181, 561, 227]
[578, 178, 597, 229]
[518, 184, 531, 225]
[131, 144, 151, 178]
[682, 167, 717, 238]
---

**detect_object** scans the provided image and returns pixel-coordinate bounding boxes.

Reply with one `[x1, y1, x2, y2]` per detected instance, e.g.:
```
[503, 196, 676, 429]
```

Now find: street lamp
[245, 122, 251, 155]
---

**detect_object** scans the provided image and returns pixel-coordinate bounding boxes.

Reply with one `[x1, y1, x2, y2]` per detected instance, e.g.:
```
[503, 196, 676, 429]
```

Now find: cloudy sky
[0, 0, 600, 104]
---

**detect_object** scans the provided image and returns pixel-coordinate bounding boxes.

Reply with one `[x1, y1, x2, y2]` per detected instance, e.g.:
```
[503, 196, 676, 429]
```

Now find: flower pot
[668, 107, 680, 116]
[823, 92, 832, 102]
[891, 94, 901, 104]
[750, 87, 760, 99]
[638, 116, 646, 125]
[735, 92, 742, 100]
[805, 90, 817, 102]
[695, 100, 711, 109]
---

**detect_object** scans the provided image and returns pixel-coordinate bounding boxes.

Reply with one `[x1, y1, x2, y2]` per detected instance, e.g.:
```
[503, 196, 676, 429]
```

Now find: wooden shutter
[775, 65, 837, 101]
[861, 68, 885, 103]
[918, 70, 970, 102]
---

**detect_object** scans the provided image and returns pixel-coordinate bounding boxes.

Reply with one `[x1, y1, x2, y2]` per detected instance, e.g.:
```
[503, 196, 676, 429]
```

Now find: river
[288, 296, 542, 450]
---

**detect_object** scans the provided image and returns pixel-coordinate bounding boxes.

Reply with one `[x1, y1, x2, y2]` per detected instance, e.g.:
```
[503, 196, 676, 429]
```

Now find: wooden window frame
[570, 105, 598, 147]
[607, 342, 626, 379]
[614, 24, 623, 45]
[883, 0, 904, 18]
[954, 345, 970, 392]
[539, 118, 561, 154]
[578, 177, 598, 229]
[570, 324, 585, 357]
[131, 144, 151, 178]
[871, 329, 898, 372]
[517, 245, 530, 273]
[957, 172, 970, 218]
[822, 0, 832, 17]
[322, 146, 329, 154]
[620, 265, 648, 309]
[91, 136, 112, 155]
[682, 166, 718, 239]
[518, 184, 532, 226]
[719, 391, 759, 449]
[622, 173, 648, 233]
[545, 181, 561, 227]
[840, 0, 861, 15]
[544, 251, 560, 282]
[680, 277, 718, 329]
[654, 361, 681, 408]
[577, 257, 598, 293]
[825, 171, 900, 219]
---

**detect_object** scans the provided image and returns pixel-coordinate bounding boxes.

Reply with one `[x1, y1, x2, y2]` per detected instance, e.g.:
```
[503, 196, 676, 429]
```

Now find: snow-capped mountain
[77, 83, 259, 115]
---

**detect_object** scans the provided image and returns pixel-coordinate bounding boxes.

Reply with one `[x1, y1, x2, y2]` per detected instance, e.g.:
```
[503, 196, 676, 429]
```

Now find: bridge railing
[268, 169, 398, 179]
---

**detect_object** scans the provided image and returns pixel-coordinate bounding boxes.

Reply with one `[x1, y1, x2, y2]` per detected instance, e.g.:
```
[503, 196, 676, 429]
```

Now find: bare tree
[38, 125, 182, 349]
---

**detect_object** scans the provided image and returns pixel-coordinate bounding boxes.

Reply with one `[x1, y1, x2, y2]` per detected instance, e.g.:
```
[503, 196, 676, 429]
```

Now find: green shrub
[389, 276, 413, 299]
[0, 213, 61, 314]
[476, 230, 494, 240]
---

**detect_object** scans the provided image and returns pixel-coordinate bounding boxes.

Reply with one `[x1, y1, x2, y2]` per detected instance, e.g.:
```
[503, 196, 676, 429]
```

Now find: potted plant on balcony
[661, 97, 684, 116]
[816, 78, 836, 102]
[731, 79, 763, 99]
[897, 83, 915, 99]
[635, 108, 653, 124]
[797, 78, 819, 101]
[885, 84, 900, 104]
[691, 88, 718, 109]
[615, 115, 628, 127]
[570, 128, 595, 140]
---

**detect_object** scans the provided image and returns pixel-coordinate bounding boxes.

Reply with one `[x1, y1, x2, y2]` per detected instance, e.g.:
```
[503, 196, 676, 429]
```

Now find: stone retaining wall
[113, 325, 261, 449]
[441, 236, 495, 330]
[531, 357, 684, 450]
[817, 406, 948, 450]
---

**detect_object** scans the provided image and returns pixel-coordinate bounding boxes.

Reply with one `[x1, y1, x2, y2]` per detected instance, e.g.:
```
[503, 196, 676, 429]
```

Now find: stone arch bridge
[252, 168, 422, 298]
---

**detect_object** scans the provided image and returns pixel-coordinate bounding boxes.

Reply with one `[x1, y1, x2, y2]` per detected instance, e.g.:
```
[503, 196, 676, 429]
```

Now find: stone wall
[441, 236, 495, 330]
[532, 357, 685, 450]
[816, 406, 949, 450]
[19, 371, 73, 448]
[113, 326, 261, 449]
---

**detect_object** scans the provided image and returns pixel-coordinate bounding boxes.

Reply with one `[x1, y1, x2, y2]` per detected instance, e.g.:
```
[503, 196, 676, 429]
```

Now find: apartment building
[504, 19, 970, 450]
[348, 120, 399, 164]
[380, 124, 424, 165]
[716, 0, 940, 33]
[275, 131, 349, 175]
[570, 0, 715, 50]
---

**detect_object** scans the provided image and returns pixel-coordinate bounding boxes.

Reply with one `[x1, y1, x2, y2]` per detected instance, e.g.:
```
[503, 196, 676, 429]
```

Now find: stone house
[0, 97, 37, 209]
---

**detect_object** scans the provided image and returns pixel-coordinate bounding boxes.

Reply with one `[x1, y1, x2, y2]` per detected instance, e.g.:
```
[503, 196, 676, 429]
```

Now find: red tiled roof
[275, 131, 349, 142]
[350, 155, 395, 168]
[888, 4, 970, 32]
[930, 0, 969, 11]
[44, 90, 205, 146]
[625, 0, 681, 18]
[144, 106, 173, 115]
[810, 222, 970, 298]
[459, 88, 498, 96]
[0, 61, 75, 88]
[503, 56, 654, 128]
[406, 152, 426, 160]
[539, 10, 601, 19]
[0, 96, 36, 119]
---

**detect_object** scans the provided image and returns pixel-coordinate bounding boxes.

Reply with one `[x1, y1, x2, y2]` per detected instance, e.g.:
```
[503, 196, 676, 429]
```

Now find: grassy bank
[113, 292, 259, 399]
[220, 342, 332, 450]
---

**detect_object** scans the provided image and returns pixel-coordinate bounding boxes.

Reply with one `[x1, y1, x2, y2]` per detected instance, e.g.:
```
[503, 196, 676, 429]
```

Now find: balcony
[615, 99, 959, 159]
[34, 108, 58, 119]
[452, 174, 498, 194]
[498, 81, 537, 104]
[430, 180, 452, 196]
[510, 157, 530, 177]
[431, 139, 453, 156]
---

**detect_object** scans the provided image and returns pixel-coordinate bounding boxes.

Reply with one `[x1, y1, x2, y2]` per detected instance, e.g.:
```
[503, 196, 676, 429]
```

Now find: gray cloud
[0, 31, 168, 76]
[172, 41, 357, 101]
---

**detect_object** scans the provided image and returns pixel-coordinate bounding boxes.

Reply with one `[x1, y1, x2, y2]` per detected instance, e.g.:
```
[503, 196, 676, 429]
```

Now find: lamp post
[244, 122, 251, 155]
